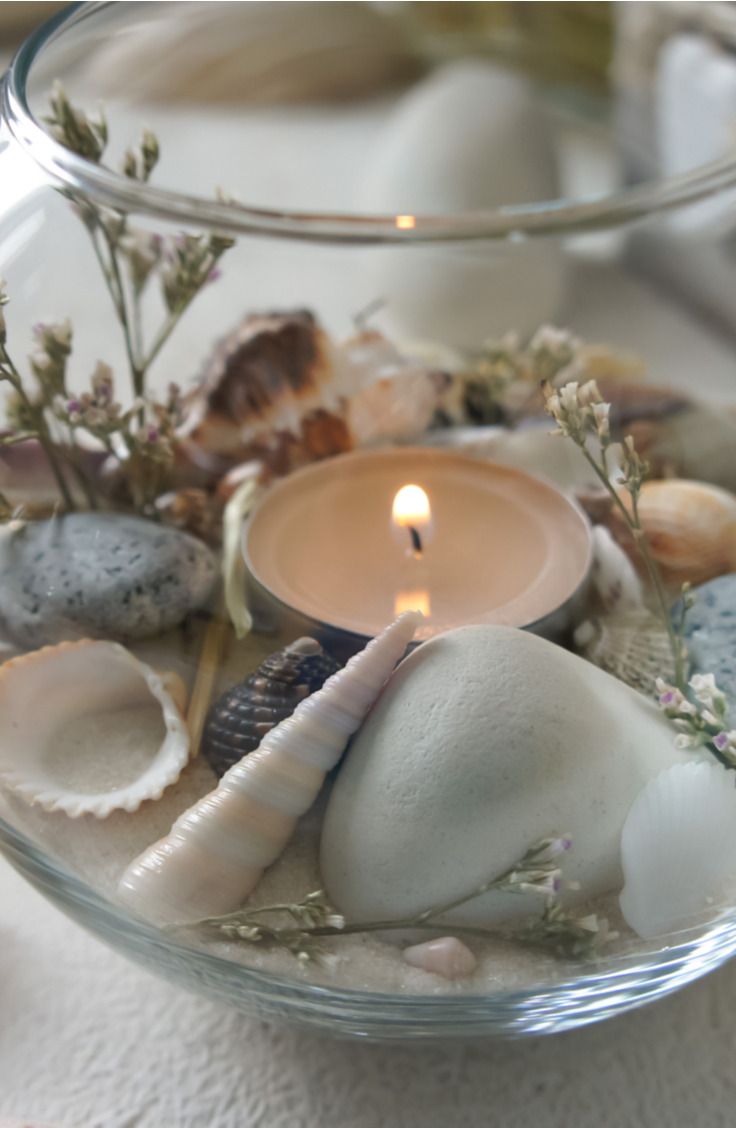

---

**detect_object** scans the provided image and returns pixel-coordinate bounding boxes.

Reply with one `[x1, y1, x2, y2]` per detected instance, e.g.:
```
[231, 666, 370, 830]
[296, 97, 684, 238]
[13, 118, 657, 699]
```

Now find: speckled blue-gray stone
[0, 513, 216, 647]
[680, 575, 736, 703]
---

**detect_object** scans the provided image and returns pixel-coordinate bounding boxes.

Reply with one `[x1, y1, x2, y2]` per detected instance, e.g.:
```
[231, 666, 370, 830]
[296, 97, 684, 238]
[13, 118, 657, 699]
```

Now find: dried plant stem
[582, 446, 685, 689]
[0, 348, 75, 510]
[97, 221, 146, 398]
[196, 839, 571, 949]
[186, 612, 230, 756]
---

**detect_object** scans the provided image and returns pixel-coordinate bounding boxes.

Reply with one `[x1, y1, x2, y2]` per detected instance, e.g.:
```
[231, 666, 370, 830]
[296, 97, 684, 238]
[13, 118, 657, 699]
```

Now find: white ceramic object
[358, 62, 566, 349]
[620, 761, 736, 939]
[118, 611, 421, 924]
[0, 640, 190, 818]
[320, 625, 688, 925]
[402, 936, 477, 980]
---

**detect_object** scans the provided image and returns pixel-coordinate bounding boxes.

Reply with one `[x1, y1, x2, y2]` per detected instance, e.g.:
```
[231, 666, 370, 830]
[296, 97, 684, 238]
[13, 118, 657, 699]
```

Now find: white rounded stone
[357, 62, 567, 349]
[320, 626, 689, 926]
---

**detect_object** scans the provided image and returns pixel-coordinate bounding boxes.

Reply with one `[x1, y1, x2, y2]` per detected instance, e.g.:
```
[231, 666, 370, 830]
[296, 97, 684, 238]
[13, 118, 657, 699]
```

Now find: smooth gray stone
[681, 575, 736, 705]
[0, 514, 216, 646]
[320, 625, 687, 927]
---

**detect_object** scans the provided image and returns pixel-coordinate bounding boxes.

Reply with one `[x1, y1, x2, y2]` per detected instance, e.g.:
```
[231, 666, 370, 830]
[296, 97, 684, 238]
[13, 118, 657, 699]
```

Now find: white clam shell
[620, 761, 736, 939]
[118, 611, 421, 924]
[0, 640, 190, 819]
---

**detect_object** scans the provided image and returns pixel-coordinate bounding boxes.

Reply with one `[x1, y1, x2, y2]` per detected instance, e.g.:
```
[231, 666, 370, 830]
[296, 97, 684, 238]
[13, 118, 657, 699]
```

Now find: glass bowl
[3, 1, 736, 1040]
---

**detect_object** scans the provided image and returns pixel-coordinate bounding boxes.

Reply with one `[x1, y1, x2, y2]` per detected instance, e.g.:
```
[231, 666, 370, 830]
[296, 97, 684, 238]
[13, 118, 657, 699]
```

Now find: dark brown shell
[201, 637, 342, 778]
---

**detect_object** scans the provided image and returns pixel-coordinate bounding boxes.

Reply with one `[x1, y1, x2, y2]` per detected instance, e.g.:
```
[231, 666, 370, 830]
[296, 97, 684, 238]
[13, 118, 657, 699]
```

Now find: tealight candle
[243, 447, 591, 653]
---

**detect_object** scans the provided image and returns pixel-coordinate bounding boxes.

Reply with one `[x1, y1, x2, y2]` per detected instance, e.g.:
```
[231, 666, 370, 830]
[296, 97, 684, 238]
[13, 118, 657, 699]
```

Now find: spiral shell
[201, 637, 342, 778]
[612, 479, 736, 587]
[118, 611, 421, 924]
[574, 610, 675, 698]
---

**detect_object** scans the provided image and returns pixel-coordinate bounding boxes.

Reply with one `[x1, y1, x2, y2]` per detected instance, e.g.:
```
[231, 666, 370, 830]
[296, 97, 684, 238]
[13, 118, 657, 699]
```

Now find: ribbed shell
[117, 611, 421, 924]
[574, 610, 675, 698]
[201, 637, 342, 778]
[620, 761, 736, 939]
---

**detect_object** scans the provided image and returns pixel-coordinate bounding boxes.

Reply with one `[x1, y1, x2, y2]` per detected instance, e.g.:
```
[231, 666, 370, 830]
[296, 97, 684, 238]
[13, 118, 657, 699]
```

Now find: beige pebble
[402, 936, 477, 980]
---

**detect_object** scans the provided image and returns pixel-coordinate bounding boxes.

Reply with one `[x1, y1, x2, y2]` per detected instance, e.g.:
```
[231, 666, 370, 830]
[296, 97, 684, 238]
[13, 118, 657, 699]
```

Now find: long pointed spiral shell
[117, 611, 421, 924]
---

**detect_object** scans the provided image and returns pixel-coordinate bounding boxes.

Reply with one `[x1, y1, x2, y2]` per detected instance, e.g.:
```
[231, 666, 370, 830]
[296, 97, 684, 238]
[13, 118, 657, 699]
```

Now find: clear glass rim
[5, 1, 736, 245]
[3, 806, 736, 1024]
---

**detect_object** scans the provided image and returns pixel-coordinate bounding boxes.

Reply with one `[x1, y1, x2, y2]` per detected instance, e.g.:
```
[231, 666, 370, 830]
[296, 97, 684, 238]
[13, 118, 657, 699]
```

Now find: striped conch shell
[118, 611, 421, 924]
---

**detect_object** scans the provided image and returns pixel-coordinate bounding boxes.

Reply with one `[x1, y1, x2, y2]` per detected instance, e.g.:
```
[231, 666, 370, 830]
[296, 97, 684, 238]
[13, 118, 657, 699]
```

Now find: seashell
[402, 937, 477, 980]
[181, 309, 343, 460]
[117, 611, 421, 924]
[612, 479, 736, 587]
[0, 641, 190, 819]
[589, 525, 644, 614]
[201, 637, 342, 779]
[620, 761, 736, 939]
[342, 329, 452, 447]
[573, 609, 674, 697]
[154, 487, 221, 544]
[182, 311, 451, 476]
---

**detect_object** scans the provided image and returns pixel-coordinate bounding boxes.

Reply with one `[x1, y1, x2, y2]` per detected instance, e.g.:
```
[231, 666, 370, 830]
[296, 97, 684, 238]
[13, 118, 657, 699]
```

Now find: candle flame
[394, 589, 431, 618]
[395, 214, 416, 230]
[392, 484, 431, 528]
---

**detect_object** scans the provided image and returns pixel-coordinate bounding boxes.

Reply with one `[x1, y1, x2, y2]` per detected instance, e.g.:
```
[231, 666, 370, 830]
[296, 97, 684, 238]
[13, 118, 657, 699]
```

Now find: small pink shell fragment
[402, 936, 477, 980]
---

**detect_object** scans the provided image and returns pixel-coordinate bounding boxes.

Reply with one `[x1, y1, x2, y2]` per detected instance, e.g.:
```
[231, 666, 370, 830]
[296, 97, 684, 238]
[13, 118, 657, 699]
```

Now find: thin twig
[186, 612, 230, 756]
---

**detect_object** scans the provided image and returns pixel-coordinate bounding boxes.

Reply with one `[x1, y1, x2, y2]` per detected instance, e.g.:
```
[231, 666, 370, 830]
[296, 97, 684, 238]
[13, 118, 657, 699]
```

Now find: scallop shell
[574, 609, 675, 697]
[612, 478, 736, 587]
[0, 640, 190, 818]
[620, 761, 736, 939]
[118, 611, 421, 924]
[201, 637, 342, 778]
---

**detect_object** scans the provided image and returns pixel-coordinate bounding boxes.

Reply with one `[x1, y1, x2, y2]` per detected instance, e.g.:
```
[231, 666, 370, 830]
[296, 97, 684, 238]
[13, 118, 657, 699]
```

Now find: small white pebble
[402, 936, 477, 980]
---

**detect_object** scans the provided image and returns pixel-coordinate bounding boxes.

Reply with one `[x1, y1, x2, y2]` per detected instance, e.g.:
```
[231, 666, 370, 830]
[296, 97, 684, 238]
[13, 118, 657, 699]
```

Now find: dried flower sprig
[0, 87, 236, 514]
[191, 835, 611, 964]
[461, 326, 582, 423]
[45, 83, 234, 402]
[0, 283, 75, 508]
[543, 377, 688, 689]
[516, 900, 616, 960]
[656, 673, 736, 768]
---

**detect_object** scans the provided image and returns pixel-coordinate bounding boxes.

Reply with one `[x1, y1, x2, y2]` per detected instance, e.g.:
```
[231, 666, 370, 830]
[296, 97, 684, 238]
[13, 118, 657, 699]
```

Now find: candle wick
[408, 526, 423, 556]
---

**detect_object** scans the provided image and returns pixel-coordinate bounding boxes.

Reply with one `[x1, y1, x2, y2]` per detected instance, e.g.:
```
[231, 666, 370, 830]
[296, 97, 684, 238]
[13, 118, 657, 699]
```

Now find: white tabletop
[1, 853, 735, 1128]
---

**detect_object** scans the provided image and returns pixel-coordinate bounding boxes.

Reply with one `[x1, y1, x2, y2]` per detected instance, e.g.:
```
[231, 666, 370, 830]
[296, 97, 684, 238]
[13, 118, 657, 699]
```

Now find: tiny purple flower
[145, 425, 160, 444]
[714, 732, 729, 752]
[207, 267, 222, 284]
